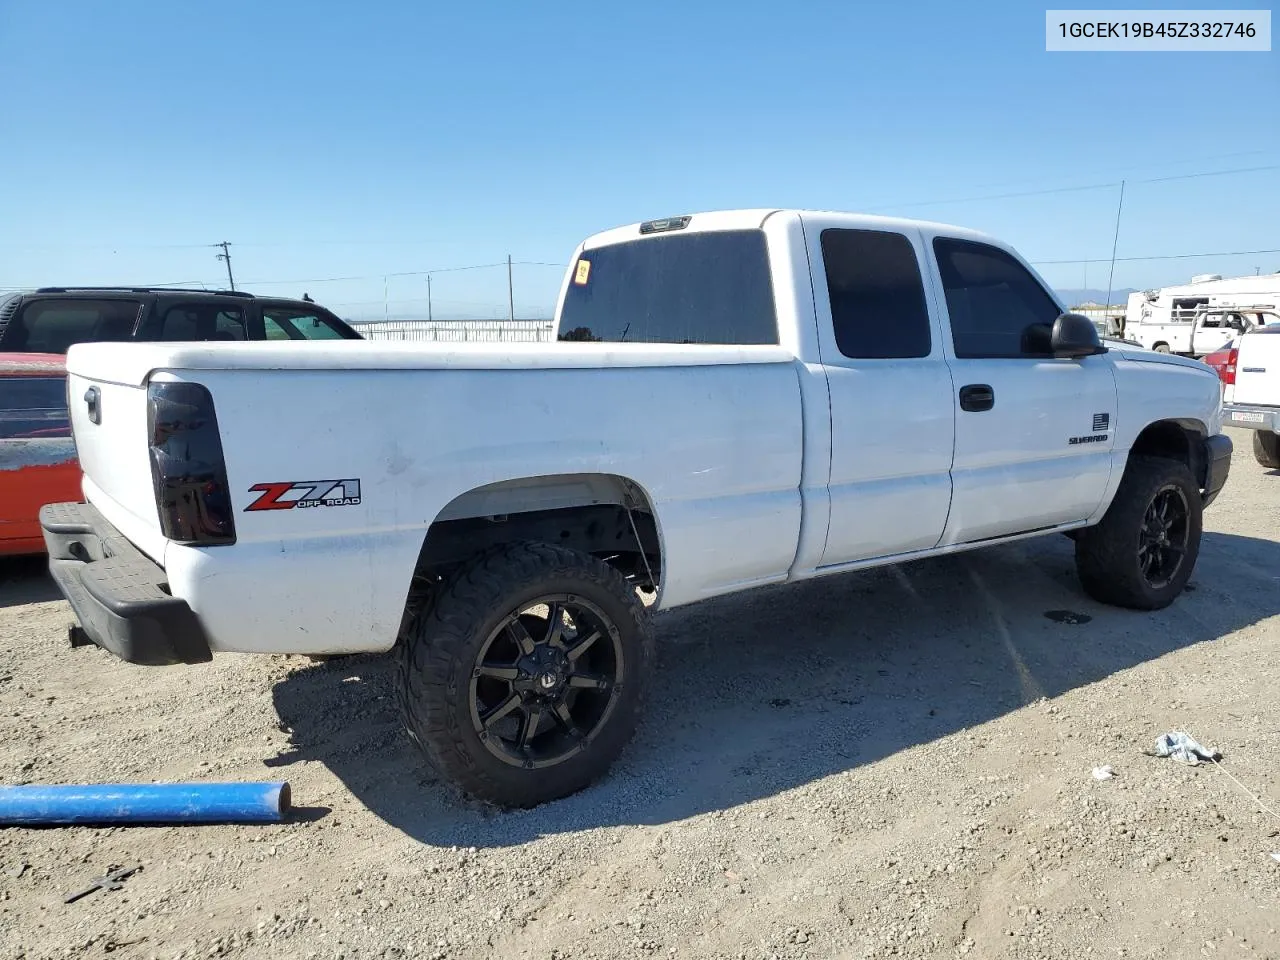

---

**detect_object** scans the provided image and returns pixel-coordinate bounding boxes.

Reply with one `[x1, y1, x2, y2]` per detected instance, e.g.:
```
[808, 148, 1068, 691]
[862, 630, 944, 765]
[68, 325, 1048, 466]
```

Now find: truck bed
[65, 340, 797, 384]
[63, 339, 807, 656]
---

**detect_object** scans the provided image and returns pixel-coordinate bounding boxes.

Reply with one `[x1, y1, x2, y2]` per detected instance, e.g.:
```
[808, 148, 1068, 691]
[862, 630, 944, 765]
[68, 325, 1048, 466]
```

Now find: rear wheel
[1253, 431, 1280, 469]
[397, 542, 654, 808]
[1153, 342, 1171, 354]
[1074, 457, 1201, 610]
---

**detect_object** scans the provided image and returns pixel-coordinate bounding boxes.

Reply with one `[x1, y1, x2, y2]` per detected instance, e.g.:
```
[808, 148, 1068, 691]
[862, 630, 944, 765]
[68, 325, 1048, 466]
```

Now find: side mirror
[1051, 312, 1106, 359]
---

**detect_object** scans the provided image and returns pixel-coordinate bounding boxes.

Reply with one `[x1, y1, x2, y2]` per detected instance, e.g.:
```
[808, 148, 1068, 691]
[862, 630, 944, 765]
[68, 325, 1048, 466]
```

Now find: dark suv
[0, 288, 361, 354]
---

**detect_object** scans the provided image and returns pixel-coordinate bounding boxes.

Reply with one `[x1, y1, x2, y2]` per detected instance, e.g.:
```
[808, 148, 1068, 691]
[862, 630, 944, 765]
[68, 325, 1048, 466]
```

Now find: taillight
[146, 381, 236, 545]
[1223, 347, 1237, 386]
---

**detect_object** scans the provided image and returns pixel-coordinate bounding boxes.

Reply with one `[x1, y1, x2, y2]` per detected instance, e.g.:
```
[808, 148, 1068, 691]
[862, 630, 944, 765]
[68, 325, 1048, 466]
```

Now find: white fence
[349, 319, 556, 343]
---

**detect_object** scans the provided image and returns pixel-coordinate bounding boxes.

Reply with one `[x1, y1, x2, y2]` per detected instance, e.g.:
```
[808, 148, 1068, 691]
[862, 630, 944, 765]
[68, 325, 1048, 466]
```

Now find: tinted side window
[214, 310, 248, 340]
[558, 230, 778, 344]
[820, 229, 931, 359]
[933, 238, 1061, 358]
[158, 304, 247, 341]
[5, 299, 141, 353]
[0, 377, 70, 439]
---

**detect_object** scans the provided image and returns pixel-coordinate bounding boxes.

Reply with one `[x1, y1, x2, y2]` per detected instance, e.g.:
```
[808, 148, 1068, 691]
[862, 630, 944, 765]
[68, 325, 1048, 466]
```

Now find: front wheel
[397, 542, 654, 808]
[1074, 457, 1202, 610]
[1253, 431, 1280, 469]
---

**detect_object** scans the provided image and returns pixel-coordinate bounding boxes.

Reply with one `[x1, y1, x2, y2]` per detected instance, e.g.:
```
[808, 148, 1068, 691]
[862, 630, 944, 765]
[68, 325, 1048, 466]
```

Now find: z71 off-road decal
[245, 479, 362, 511]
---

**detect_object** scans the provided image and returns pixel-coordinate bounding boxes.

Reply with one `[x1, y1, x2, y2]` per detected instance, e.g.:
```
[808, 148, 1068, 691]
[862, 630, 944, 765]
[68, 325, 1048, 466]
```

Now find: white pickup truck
[1222, 323, 1280, 467]
[42, 209, 1232, 807]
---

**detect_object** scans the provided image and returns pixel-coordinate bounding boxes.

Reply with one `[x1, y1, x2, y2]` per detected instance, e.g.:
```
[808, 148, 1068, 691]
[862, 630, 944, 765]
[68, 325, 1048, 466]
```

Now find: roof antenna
[1103, 180, 1125, 313]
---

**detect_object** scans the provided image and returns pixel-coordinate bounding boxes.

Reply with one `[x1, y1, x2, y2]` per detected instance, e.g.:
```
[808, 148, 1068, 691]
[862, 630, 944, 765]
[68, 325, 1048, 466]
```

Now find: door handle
[959, 384, 994, 412]
[84, 386, 101, 424]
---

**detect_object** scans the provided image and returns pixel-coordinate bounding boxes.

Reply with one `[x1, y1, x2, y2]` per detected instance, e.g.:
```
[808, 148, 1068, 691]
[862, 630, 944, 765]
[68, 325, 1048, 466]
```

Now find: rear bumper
[1223, 403, 1280, 433]
[39, 502, 212, 666]
[1202, 433, 1233, 508]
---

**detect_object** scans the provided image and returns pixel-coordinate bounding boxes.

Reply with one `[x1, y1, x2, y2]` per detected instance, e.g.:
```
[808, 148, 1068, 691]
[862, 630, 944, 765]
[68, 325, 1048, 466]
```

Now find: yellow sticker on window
[574, 259, 591, 285]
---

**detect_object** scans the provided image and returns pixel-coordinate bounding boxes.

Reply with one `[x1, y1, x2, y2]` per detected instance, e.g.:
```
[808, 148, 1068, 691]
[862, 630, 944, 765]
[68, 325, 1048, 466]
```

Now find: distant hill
[1053, 287, 1139, 308]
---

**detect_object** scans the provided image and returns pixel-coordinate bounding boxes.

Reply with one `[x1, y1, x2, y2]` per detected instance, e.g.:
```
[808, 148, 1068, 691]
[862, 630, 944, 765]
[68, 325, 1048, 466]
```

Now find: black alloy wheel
[396, 541, 654, 807]
[470, 595, 624, 769]
[1137, 485, 1190, 589]
[1074, 456, 1202, 611]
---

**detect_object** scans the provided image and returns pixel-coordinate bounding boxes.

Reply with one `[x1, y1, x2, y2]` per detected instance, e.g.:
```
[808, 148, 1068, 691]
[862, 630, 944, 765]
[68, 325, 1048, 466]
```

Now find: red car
[0, 353, 80, 555]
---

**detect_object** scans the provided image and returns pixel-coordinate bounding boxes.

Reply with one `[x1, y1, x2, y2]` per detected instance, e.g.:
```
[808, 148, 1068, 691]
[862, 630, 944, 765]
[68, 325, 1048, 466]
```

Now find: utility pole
[427, 274, 433, 322]
[507, 254, 514, 323]
[215, 242, 236, 290]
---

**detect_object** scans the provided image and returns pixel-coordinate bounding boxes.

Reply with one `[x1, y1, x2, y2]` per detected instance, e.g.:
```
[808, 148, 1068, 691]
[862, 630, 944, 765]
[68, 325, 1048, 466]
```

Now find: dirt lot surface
[2, 427, 1279, 960]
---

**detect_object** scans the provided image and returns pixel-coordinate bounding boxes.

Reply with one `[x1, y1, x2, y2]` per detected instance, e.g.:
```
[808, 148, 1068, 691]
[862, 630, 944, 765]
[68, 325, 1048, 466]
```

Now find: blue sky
[1, 0, 1276, 320]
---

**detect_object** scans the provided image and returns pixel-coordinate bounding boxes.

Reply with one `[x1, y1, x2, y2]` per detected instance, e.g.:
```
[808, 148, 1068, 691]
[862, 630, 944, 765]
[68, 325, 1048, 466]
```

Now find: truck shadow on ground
[268, 530, 1280, 849]
[0, 556, 61, 608]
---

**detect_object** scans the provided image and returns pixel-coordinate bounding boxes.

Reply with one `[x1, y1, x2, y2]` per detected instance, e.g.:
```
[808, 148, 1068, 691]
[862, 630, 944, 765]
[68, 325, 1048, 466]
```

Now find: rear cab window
[1, 298, 142, 353]
[819, 229, 932, 359]
[558, 230, 778, 344]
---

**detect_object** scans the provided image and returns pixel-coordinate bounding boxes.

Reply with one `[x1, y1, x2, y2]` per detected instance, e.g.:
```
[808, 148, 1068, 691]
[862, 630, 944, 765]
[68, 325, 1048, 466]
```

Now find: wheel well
[403, 474, 662, 620]
[1129, 419, 1207, 485]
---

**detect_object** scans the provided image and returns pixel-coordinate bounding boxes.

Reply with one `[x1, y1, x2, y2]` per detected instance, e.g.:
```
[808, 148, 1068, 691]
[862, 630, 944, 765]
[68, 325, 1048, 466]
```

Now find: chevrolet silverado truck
[1221, 323, 1280, 468]
[41, 209, 1232, 807]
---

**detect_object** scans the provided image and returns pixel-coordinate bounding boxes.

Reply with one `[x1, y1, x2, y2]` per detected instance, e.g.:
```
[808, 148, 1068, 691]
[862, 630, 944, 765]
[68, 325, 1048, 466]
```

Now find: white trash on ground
[1152, 731, 1221, 766]
[1092, 765, 1115, 780]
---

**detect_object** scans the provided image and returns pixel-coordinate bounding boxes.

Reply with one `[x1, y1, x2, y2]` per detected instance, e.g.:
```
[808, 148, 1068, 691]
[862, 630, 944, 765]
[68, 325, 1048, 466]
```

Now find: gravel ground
[2, 427, 1279, 960]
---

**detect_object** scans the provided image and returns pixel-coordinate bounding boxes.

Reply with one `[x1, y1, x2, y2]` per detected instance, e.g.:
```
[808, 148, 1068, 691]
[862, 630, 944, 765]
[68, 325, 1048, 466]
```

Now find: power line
[0, 260, 564, 292]
[868, 164, 1280, 212]
[860, 148, 1271, 206]
[237, 260, 561, 287]
[1033, 247, 1280, 266]
[872, 180, 1119, 211]
[8, 152, 1267, 253]
[4, 153, 1276, 258]
[1142, 164, 1280, 184]
[326, 296, 526, 308]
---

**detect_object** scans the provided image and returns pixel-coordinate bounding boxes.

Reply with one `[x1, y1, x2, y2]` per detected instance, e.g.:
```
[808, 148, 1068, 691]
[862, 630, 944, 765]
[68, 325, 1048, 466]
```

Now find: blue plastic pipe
[0, 782, 291, 826]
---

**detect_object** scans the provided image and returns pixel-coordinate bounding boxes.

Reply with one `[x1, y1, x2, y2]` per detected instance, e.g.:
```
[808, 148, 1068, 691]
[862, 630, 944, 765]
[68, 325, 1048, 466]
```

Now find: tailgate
[1232, 327, 1280, 407]
[65, 352, 168, 564]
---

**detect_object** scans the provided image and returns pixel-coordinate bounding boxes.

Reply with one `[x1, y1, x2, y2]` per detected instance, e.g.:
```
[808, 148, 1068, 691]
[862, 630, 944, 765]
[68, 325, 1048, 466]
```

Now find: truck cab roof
[579, 209, 1001, 251]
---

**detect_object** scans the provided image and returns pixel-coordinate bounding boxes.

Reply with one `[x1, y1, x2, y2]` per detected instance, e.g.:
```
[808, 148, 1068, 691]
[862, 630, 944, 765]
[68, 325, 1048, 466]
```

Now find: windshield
[262, 306, 360, 340]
